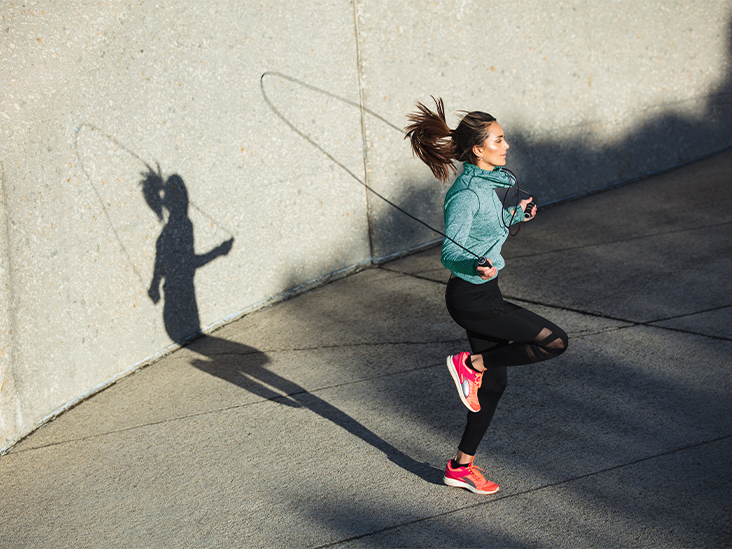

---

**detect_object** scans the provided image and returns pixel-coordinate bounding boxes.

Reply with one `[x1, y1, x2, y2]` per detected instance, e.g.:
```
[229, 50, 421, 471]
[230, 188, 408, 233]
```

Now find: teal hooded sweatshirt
[441, 162, 524, 284]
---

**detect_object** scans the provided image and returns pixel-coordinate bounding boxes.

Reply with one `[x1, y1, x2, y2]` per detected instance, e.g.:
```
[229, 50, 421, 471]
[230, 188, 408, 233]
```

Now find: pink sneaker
[443, 459, 499, 494]
[446, 352, 483, 412]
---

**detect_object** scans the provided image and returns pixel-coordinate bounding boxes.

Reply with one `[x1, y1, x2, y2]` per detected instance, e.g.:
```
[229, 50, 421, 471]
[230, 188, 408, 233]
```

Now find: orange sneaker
[443, 459, 499, 494]
[446, 352, 483, 412]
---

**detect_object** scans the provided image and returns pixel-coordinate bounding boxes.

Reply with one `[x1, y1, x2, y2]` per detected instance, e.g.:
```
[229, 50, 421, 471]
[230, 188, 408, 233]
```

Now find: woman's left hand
[519, 197, 537, 220]
[477, 263, 498, 280]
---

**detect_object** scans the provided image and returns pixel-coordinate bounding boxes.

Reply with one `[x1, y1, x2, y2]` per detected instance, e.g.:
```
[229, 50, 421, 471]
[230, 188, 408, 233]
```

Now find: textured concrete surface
[1, 0, 732, 454]
[0, 151, 730, 548]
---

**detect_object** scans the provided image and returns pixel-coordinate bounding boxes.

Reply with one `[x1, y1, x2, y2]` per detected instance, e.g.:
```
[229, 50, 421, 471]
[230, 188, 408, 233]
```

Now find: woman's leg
[449, 308, 567, 458]
[456, 332, 508, 458]
[444, 276, 568, 463]
[444, 332, 507, 495]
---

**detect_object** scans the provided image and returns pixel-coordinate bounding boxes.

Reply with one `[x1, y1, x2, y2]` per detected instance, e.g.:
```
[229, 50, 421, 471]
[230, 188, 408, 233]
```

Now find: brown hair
[404, 97, 497, 182]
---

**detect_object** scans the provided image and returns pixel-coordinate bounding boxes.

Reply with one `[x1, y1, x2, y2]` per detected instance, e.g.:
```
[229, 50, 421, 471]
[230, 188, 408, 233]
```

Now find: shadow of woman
[187, 335, 440, 481]
[142, 169, 234, 344]
[140, 168, 439, 482]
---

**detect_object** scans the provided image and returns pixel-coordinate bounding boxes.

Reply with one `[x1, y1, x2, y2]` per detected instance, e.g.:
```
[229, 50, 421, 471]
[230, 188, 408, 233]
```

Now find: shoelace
[475, 369, 484, 389]
[467, 462, 487, 481]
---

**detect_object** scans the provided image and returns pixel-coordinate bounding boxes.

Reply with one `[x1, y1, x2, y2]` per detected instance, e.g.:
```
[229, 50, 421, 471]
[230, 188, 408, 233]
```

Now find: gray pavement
[2, 151, 731, 548]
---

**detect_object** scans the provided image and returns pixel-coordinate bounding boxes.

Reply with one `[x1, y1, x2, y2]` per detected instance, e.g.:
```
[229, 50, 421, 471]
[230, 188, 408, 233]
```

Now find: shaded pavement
[1, 151, 731, 548]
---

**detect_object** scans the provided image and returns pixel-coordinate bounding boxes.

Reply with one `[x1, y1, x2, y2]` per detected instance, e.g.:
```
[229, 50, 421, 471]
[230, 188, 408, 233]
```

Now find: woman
[405, 98, 568, 495]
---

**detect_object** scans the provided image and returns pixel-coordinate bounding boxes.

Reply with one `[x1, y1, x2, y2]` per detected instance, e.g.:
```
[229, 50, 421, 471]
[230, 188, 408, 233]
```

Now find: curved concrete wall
[1, 1, 731, 451]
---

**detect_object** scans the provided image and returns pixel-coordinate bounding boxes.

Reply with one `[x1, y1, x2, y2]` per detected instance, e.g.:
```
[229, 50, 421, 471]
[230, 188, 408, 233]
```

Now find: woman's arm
[193, 237, 234, 269]
[441, 190, 482, 277]
[148, 236, 164, 304]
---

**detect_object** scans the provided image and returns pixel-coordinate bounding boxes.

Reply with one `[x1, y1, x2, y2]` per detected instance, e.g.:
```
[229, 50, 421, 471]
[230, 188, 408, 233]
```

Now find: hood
[461, 162, 516, 189]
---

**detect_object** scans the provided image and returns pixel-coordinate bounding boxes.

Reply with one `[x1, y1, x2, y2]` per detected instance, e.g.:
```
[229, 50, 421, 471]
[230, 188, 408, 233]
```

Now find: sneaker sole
[443, 475, 500, 495]
[446, 356, 481, 413]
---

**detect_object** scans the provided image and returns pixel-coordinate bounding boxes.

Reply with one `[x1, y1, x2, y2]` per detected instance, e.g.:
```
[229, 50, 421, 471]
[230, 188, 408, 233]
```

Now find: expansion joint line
[382, 267, 732, 342]
[351, 0, 375, 261]
[312, 433, 732, 549]
[5, 358, 447, 456]
[507, 219, 732, 262]
[506, 296, 732, 342]
[378, 266, 450, 285]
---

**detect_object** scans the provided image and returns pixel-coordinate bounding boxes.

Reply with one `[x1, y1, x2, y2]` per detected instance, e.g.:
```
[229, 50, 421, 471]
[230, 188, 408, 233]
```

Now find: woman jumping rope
[405, 98, 568, 494]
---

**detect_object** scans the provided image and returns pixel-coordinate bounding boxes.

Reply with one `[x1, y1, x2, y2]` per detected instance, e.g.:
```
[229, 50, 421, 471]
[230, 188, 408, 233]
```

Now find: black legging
[445, 275, 568, 456]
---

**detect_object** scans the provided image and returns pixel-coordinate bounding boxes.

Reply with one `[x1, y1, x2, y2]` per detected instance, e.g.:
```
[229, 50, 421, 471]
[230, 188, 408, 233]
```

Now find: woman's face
[474, 123, 509, 170]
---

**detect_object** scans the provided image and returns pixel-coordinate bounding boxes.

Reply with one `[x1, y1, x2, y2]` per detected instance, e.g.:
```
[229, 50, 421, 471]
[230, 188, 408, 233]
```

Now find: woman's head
[139, 168, 189, 221]
[471, 121, 509, 171]
[164, 174, 189, 215]
[404, 97, 504, 182]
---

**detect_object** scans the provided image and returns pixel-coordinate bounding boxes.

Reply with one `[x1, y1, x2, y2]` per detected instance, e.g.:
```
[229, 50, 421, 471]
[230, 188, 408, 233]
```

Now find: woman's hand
[148, 285, 161, 304]
[477, 262, 498, 280]
[519, 197, 537, 220]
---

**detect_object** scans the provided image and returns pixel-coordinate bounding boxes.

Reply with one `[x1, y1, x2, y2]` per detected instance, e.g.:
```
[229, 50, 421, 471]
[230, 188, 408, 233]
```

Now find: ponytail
[404, 97, 456, 182]
[405, 97, 497, 182]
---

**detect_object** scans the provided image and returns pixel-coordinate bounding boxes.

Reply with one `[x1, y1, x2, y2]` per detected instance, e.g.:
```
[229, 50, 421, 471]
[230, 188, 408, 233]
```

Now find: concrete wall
[1, 0, 730, 451]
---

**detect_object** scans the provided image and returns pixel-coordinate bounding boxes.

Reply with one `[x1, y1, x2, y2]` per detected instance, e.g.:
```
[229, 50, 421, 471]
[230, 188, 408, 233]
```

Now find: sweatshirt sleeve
[502, 204, 525, 226]
[441, 189, 480, 276]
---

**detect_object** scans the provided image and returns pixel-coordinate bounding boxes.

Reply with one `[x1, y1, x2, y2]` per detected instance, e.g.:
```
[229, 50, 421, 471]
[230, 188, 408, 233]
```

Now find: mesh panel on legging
[474, 309, 568, 368]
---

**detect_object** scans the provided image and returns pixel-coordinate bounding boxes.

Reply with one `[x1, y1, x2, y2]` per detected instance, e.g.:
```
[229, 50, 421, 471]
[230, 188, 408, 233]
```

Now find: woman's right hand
[148, 286, 161, 304]
[477, 262, 497, 280]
